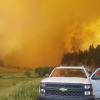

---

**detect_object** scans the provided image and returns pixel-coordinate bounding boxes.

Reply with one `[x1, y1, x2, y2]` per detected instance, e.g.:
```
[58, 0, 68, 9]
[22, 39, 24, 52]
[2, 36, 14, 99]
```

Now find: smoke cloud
[0, 0, 100, 67]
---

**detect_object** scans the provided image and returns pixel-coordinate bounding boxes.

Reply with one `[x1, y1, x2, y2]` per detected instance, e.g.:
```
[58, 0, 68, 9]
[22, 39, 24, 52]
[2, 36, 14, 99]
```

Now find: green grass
[0, 71, 42, 100]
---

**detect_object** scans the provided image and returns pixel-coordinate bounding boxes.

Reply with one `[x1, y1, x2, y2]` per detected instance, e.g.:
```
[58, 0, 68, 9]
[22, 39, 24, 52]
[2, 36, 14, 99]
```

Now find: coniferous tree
[62, 45, 100, 69]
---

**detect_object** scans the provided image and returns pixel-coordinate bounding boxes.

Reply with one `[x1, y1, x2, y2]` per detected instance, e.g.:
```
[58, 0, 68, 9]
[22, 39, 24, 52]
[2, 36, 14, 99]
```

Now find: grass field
[0, 68, 42, 100]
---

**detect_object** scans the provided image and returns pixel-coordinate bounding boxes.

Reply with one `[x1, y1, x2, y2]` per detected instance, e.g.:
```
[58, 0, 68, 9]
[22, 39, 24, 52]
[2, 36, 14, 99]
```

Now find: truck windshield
[50, 68, 87, 78]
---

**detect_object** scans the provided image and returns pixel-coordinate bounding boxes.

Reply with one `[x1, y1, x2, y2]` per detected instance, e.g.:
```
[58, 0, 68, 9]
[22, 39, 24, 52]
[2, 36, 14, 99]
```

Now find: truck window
[92, 69, 100, 80]
[50, 68, 87, 78]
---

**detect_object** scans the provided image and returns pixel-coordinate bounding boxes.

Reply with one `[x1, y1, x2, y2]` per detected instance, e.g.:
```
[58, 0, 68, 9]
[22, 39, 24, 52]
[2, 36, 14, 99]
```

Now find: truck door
[91, 68, 100, 99]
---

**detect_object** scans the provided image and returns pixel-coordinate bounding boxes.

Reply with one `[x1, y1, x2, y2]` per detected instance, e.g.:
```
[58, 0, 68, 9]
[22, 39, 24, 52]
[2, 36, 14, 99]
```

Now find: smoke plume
[0, 0, 100, 67]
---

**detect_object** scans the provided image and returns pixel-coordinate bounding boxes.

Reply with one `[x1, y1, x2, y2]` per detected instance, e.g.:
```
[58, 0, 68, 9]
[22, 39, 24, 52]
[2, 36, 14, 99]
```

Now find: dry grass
[0, 70, 42, 100]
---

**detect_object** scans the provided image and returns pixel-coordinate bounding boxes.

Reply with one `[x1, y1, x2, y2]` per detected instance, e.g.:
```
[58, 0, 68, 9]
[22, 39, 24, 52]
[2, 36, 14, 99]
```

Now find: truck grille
[46, 84, 83, 97]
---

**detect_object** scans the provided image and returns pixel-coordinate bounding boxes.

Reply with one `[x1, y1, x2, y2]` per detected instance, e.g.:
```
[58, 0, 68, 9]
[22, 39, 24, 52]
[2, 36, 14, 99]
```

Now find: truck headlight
[40, 88, 46, 94]
[84, 84, 93, 96]
[84, 91, 93, 96]
[39, 83, 46, 95]
[84, 91, 91, 95]
[84, 84, 91, 89]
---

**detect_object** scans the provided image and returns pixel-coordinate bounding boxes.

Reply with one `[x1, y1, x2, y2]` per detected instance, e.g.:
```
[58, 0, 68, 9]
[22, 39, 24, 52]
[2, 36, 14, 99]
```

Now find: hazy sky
[0, 0, 100, 67]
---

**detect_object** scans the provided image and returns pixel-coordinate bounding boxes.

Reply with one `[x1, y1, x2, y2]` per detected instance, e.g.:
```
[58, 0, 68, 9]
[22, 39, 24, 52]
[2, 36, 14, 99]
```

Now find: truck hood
[41, 77, 91, 84]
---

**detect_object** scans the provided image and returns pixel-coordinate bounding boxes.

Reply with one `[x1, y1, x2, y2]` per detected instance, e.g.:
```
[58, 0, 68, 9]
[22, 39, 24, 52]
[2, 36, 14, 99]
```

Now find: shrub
[35, 67, 53, 77]
[24, 71, 32, 77]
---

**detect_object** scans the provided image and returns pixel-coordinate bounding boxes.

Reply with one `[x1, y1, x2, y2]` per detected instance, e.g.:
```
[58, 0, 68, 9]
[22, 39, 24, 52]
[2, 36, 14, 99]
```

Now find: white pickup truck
[39, 66, 100, 100]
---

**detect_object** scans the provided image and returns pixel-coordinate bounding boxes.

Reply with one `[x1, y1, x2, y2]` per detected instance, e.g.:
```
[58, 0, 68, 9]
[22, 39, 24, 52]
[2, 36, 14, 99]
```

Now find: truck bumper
[39, 95, 94, 100]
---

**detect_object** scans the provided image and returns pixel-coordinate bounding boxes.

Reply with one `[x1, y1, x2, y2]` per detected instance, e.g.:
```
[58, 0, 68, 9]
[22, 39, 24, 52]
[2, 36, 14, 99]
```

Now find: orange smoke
[0, 0, 100, 67]
[64, 19, 100, 52]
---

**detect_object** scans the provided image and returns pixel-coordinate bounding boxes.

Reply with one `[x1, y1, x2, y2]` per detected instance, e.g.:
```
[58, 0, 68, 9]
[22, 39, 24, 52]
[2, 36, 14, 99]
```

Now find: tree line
[62, 45, 100, 69]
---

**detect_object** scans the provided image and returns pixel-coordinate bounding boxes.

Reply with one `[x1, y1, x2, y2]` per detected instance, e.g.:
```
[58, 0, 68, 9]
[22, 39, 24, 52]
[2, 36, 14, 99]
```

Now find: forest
[62, 45, 100, 69]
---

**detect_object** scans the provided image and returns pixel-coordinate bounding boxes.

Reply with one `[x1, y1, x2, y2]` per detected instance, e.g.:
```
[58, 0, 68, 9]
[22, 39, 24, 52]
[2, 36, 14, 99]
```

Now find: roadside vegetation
[0, 66, 54, 100]
[0, 68, 43, 100]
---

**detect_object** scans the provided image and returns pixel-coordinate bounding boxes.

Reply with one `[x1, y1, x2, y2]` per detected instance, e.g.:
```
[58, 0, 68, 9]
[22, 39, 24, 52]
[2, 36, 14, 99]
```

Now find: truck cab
[39, 66, 94, 100]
